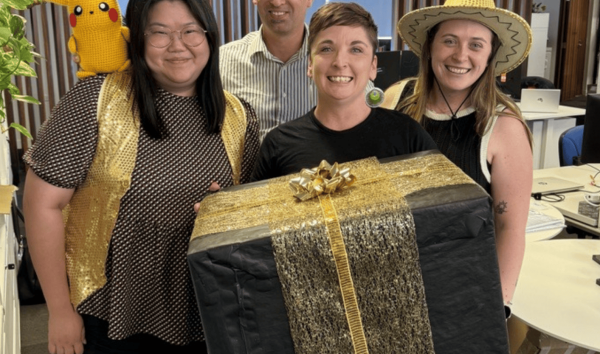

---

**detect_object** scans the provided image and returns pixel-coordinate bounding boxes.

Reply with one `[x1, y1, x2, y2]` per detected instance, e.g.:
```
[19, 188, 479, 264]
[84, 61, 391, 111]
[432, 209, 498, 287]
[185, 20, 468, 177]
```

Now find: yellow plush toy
[46, 0, 130, 78]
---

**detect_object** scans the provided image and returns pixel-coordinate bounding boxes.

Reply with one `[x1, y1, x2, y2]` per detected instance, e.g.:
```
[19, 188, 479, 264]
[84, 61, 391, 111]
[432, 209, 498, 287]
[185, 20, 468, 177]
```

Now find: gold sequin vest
[64, 72, 247, 307]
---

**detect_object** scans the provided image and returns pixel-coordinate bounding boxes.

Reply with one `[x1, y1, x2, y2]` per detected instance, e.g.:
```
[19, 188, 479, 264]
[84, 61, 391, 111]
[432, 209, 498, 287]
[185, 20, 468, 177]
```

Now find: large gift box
[188, 151, 508, 354]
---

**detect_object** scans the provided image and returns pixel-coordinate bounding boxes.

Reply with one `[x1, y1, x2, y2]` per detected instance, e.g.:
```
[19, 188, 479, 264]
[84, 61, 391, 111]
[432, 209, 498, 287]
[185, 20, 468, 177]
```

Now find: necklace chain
[434, 78, 474, 120]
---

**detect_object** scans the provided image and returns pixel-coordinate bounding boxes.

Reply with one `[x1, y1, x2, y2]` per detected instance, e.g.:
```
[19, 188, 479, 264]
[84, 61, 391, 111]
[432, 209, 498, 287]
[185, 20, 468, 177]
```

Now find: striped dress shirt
[220, 25, 318, 140]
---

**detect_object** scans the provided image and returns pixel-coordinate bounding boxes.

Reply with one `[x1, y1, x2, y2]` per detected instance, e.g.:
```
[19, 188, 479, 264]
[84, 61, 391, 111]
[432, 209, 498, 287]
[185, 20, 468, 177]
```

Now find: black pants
[82, 315, 208, 354]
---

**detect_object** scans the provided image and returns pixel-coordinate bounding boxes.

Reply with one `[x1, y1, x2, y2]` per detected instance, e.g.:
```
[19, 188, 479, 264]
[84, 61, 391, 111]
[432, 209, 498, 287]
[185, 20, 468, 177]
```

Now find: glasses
[145, 25, 208, 48]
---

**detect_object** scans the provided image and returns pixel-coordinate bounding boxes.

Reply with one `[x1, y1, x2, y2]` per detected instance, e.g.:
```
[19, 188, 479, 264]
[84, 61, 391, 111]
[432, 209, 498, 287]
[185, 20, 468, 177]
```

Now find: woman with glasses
[22, 0, 259, 353]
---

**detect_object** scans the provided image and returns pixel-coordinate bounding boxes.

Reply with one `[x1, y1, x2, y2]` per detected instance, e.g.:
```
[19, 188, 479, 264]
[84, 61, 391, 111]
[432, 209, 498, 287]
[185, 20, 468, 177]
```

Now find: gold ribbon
[289, 160, 356, 201]
[319, 194, 369, 354]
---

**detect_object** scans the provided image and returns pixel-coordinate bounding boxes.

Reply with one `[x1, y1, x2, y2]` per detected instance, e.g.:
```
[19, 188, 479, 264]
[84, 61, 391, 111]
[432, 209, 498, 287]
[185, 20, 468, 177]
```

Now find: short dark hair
[308, 2, 378, 55]
[125, 0, 224, 138]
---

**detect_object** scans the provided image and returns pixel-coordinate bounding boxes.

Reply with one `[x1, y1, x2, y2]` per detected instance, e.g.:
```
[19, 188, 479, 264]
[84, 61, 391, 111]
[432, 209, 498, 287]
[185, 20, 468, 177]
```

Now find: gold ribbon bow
[289, 160, 356, 201]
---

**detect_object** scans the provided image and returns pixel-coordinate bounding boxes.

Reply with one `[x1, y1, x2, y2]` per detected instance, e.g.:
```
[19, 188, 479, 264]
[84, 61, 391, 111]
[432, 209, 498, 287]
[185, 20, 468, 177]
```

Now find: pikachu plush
[46, 0, 130, 78]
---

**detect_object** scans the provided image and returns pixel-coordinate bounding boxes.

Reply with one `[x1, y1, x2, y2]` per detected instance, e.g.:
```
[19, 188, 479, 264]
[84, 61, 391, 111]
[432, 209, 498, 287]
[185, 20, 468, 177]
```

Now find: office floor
[20, 304, 48, 354]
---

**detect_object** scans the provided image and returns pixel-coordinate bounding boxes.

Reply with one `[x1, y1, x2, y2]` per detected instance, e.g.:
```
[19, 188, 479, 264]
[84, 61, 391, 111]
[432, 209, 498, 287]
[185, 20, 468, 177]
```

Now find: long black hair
[125, 0, 225, 138]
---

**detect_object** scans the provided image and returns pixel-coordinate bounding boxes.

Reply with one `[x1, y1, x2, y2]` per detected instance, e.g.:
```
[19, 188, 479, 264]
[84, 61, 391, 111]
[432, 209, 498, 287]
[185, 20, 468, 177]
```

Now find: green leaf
[0, 77, 11, 91]
[9, 37, 20, 57]
[12, 94, 39, 104]
[9, 16, 24, 39]
[17, 37, 33, 62]
[0, 109, 5, 121]
[10, 122, 32, 139]
[7, 83, 20, 95]
[0, 27, 11, 46]
[0, 6, 12, 27]
[2, 57, 19, 74]
[1, 0, 33, 11]
[14, 61, 35, 77]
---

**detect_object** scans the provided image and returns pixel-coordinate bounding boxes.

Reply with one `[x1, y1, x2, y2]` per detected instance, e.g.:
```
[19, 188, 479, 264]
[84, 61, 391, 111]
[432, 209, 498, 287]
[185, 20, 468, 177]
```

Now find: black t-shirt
[251, 107, 438, 181]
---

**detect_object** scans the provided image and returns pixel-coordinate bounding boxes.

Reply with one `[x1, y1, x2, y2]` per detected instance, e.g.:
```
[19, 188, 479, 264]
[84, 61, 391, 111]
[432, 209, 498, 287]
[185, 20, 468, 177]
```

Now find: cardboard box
[188, 152, 508, 354]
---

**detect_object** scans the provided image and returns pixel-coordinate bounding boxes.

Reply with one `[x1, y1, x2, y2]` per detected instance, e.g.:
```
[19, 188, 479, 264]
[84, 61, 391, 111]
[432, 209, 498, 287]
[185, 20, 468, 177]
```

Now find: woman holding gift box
[382, 0, 533, 305]
[252, 2, 437, 181]
[22, 0, 259, 353]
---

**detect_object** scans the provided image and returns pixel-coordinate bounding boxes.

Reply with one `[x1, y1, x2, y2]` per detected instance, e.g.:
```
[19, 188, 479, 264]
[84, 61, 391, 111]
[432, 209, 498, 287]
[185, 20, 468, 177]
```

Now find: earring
[365, 87, 384, 108]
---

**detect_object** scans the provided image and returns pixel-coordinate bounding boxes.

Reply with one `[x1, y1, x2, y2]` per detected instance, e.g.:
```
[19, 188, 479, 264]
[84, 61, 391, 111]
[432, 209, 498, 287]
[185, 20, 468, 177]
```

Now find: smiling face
[252, 0, 312, 39]
[430, 19, 493, 97]
[308, 25, 377, 107]
[144, 0, 209, 96]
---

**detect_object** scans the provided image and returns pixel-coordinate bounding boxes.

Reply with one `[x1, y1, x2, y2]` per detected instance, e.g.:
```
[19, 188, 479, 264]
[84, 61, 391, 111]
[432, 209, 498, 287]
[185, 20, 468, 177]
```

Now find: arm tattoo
[495, 200, 508, 214]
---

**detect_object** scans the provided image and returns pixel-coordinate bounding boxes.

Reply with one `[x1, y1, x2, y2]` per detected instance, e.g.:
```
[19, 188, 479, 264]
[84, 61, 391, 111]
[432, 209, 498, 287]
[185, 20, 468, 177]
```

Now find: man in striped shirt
[220, 0, 317, 140]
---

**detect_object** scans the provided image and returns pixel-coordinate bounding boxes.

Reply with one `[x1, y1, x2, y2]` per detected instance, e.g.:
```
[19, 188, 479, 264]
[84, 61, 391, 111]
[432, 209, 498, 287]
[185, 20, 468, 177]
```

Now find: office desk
[511, 239, 600, 352]
[533, 164, 600, 237]
[527, 201, 565, 242]
[520, 104, 586, 169]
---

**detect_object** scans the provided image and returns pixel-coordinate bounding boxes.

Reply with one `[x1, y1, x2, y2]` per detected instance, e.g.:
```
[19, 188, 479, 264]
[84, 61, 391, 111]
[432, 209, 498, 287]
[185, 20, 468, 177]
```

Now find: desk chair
[558, 126, 584, 166]
[521, 76, 555, 89]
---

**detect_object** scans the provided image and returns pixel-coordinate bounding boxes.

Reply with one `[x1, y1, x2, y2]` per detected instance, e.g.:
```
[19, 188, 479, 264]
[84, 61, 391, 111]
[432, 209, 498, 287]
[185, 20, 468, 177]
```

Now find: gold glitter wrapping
[337, 192, 433, 353]
[63, 72, 139, 307]
[382, 153, 475, 195]
[221, 91, 247, 185]
[190, 154, 474, 353]
[270, 160, 435, 354]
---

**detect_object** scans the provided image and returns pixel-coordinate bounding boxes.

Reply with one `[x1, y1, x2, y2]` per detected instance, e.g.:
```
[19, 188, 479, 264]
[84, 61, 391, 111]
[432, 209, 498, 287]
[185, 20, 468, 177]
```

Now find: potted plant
[0, 0, 42, 139]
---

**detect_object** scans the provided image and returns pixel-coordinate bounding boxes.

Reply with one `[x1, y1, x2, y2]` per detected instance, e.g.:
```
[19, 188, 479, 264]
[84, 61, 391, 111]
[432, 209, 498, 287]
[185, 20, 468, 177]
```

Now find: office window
[305, 0, 394, 41]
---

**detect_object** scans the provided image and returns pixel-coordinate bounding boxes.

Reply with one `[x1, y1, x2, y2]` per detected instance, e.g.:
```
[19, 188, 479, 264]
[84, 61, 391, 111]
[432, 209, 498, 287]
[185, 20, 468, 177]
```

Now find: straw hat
[397, 0, 532, 76]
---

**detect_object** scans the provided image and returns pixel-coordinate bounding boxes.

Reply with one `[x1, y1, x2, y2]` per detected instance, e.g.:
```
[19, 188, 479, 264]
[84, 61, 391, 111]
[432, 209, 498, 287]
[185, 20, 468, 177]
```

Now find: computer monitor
[580, 93, 600, 163]
[374, 51, 401, 91]
[496, 64, 523, 100]
[373, 50, 420, 91]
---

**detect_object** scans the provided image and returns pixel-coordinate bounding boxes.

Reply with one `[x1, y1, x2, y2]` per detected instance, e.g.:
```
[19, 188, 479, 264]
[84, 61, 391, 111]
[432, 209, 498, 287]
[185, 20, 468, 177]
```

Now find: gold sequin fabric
[192, 155, 469, 352]
[24, 73, 260, 345]
[221, 91, 247, 185]
[62, 72, 139, 308]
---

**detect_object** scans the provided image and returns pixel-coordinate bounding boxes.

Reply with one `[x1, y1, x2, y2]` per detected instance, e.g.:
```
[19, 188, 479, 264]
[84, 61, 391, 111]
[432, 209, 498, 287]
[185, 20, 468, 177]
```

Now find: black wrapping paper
[188, 153, 508, 354]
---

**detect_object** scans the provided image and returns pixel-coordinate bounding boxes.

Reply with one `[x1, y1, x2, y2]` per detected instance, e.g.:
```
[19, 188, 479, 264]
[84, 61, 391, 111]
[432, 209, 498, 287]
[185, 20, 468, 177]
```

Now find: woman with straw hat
[382, 0, 533, 306]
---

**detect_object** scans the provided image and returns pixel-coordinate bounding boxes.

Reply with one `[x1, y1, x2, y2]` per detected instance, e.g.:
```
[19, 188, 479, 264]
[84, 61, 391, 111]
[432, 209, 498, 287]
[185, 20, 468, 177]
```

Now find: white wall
[544, 0, 561, 84]
[588, 1, 600, 94]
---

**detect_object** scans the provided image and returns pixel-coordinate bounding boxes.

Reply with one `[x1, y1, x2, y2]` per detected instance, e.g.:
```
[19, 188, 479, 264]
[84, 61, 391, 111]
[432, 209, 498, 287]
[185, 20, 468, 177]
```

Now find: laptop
[531, 177, 583, 195]
[520, 89, 561, 113]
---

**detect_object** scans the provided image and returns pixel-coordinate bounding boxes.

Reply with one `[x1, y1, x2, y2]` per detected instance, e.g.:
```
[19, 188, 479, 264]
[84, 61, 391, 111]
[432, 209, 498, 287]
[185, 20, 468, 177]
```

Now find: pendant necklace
[434, 78, 474, 142]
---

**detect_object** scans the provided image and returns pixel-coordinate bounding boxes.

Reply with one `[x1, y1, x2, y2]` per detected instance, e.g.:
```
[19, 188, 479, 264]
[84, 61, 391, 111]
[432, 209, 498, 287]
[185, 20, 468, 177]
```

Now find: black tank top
[422, 111, 491, 193]
[395, 79, 492, 193]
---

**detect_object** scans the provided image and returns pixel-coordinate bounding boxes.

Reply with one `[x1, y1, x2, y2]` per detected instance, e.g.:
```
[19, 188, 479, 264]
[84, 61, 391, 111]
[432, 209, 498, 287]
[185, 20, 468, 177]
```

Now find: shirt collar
[249, 24, 310, 62]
